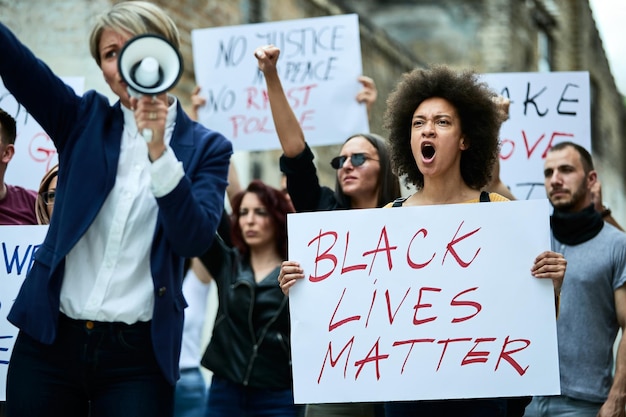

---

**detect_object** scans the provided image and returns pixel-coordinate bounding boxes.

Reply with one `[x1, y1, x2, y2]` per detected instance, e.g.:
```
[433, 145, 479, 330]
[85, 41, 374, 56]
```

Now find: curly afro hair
[383, 65, 501, 190]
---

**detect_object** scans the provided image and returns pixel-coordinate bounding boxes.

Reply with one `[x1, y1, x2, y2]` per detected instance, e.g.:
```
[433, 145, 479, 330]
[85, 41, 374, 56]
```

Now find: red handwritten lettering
[328, 288, 361, 331]
[442, 221, 481, 267]
[450, 287, 482, 323]
[499, 130, 575, 161]
[362, 226, 397, 274]
[341, 231, 367, 274]
[495, 336, 530, 376]
[461, 337, 497, 366]
[28, 132, 56, 168]
[436, 337, 473, 371]
[413, 287, 441, 325]
[364, 287, 377, 328]
[244, 86, 266, 110]
[406, 228, 436, 269]
[541, 132, 575, 158]
[393, 338, 435, 374]
[298, 109, 315, 130]
[317, 337, 355, 384]
[385, 288, 411, 325]
[229, 114, 274, 138]
[308, 230, 338, 282]
[354, 338, 389, 380]
[522, 131, 546, 159]
[286, 84, 317, 108]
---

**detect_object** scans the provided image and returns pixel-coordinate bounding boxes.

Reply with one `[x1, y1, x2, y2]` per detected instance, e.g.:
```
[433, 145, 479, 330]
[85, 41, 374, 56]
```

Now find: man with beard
[524, 141, 626, 417]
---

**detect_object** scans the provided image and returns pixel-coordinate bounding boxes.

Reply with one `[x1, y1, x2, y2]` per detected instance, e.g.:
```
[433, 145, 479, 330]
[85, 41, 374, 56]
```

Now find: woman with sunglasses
[255, 44, 399, 417]
[255, 45, 400, 214]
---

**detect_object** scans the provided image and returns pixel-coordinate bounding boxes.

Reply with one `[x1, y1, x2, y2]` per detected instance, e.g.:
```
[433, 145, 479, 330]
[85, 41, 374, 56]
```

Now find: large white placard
[481, 72, 591, 200]
[0, 77, 84, 191]
[192, 14, 368, 151]
[0, 225, 48, 401]
[287, 199, 559, 403]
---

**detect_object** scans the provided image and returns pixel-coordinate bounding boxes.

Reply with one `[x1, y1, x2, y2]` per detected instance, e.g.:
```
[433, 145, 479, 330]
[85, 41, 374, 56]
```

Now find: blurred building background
[2, 0, 624, 221]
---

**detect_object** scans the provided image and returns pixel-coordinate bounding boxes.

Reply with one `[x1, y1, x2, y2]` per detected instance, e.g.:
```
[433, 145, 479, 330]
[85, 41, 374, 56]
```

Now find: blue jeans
[205, 375, 304, 417]
[385, 398, 508, 417]
[6, 314, 174, 417]
[174, 368, 208, 417]
[523, 396, 602, 417]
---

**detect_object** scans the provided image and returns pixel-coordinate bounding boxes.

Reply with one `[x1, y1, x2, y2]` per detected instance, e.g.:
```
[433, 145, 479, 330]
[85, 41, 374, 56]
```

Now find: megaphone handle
[128, 88, 156, 143]
[142, 129, 153, 143]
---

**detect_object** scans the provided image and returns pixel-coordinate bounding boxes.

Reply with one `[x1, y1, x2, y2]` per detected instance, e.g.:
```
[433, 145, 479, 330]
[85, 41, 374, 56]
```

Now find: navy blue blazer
[0, 23, 232, 385]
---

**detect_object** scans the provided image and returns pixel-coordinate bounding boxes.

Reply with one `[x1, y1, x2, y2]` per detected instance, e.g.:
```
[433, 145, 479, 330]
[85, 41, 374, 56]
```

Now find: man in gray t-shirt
[524, 142, 626, 417]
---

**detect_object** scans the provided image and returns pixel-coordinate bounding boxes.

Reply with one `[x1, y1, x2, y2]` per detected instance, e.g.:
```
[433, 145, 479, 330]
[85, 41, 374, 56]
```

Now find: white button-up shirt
[60, 97, 184, 324]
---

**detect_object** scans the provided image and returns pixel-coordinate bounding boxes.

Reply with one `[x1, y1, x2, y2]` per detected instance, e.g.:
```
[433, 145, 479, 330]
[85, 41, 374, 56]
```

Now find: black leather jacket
[199, 233, 291, 389]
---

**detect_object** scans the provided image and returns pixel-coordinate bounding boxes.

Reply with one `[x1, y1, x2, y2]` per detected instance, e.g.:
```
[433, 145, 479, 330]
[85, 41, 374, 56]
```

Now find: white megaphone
[118, 34, 183, 142]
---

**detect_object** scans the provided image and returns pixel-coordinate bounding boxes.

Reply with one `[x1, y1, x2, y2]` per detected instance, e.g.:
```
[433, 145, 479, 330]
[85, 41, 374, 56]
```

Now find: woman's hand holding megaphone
[131, 93, 168, 160]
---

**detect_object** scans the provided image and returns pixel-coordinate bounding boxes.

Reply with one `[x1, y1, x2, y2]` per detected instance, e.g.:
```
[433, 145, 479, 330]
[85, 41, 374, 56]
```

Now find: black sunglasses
[330, 153, 379, 169]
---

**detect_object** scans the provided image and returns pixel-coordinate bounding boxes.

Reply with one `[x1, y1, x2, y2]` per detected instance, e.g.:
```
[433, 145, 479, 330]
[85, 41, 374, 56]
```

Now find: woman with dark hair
[380, 65, 566, 417]
[278, 64, 567, 417]
[255, 45, 396, 417]
[199, 179, 301, 417]
[386, 65, 501, 193]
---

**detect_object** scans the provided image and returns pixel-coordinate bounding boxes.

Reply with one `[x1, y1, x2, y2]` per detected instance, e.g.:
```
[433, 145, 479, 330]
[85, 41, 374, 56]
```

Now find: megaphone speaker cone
[118, 34, 183, 96]
[132, 57, 162, 88]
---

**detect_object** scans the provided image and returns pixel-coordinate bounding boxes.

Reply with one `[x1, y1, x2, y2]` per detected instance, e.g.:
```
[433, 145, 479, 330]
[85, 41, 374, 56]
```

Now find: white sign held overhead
[192, 14, 368, 151]
[481, 71, 591, 200]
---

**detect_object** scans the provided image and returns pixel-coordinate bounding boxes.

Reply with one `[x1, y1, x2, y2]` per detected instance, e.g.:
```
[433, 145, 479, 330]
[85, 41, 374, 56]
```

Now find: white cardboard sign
[481, 71, 591, 200]
[192, 14, 369, 151]
[287, 199, 559, 403]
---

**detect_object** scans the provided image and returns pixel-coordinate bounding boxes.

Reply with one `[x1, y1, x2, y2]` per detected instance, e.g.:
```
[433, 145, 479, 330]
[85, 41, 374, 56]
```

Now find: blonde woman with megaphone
[0, 2, 232, 417]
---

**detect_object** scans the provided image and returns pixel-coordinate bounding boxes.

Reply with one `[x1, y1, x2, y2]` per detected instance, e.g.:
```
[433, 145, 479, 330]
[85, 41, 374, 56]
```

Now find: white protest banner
[192, 14, 368, 151]
[0, 225, 48, 400]
[481, 72, 591, 200]
[0, 77, 84, 191]
[287, 199, 559, 403]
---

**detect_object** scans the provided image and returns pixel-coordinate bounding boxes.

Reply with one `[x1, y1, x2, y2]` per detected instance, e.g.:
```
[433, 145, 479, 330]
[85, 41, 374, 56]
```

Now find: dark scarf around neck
[550, 203, 604, 245]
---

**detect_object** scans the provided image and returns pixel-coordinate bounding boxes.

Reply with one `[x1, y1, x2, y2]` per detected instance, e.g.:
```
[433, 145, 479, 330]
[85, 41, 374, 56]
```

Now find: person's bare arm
[254, 45, 305, 158]
[486, 159, 516, 200]
[485, 96, 516, 199]
[591, 180, 624, 232]
[598, 286, 626, 417]
[356, 75, 377, 120]
[278, 261, 304, 296]
[531, 251, 566, 294]
[226, 162, 242, 207]
[190, 257, 212, 284]
[188, 85, 205, 122]
[190, 85, 241, 208]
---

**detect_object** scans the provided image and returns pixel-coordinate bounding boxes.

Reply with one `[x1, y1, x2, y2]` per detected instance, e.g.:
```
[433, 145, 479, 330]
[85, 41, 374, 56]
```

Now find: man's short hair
[0, 108, 17, 146]
[548, 141, 594, 174]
